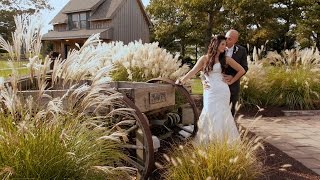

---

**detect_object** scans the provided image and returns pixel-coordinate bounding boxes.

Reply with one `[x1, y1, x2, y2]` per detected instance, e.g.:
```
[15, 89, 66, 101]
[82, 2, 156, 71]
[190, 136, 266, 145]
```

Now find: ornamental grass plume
[163, 124, 264, 180]
[0, 13, 139, 179]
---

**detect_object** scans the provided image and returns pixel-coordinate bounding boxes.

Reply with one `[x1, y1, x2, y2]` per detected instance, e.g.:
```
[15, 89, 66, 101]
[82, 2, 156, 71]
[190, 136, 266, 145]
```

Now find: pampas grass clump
[163, 130, 263, 180]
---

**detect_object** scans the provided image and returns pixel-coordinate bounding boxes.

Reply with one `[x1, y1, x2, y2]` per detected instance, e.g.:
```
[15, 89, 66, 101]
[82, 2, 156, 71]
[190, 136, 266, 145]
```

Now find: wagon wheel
[147, 78, 199, 138]
[108, 92, 154, 179]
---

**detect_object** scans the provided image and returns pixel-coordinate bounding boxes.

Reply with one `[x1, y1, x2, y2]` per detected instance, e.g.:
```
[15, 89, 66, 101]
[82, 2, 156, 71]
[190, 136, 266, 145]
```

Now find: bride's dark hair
[203, 35, 227, 75]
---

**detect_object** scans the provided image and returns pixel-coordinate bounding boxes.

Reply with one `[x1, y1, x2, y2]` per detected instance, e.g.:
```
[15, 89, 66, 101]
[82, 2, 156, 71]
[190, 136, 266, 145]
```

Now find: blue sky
[42, 0, 150, 33]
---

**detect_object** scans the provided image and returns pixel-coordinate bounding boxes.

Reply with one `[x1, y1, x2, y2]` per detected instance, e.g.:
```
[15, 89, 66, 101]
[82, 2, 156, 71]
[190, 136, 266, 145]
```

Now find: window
[80, 13, 87, 28]
[71, 12, 88, 30]
[72, 14, 79, 29]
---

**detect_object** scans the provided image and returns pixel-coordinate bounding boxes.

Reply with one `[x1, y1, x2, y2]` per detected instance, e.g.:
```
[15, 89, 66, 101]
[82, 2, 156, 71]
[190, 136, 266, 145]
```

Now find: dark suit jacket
[225, 45, 248, 96]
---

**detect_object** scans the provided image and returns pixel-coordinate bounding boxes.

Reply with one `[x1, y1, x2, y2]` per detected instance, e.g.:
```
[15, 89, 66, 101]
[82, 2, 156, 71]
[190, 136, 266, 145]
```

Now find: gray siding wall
[53, 24, 67, 32]
[100, 28, 113, 40]
[90, 20, 111, 29]
[111, 0, 150, 44]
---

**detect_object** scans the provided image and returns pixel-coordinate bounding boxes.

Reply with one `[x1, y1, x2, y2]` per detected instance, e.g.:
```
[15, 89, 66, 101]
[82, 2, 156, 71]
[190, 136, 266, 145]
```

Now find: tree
[147, 0, 226, 58]
[223, 0, 277, 48]
[181, 0, 224, 50]
[269, 0, 308, 50]
[295, 0, 320, 49]
[223, 0, 312, 51]
[0, 0, 52, 42]
[147, 0, 318, 56]
[0, 0, 52, 10]
[147, 0, 196, 57]
[0, 9, 16, 41]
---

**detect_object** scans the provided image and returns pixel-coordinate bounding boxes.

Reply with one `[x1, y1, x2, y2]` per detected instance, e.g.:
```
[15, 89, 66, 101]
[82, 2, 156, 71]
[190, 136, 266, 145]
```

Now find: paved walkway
[238, 115, 320, 175]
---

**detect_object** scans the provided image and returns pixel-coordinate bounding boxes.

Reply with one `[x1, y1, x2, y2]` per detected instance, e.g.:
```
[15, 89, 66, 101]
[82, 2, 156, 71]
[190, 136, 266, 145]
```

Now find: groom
[203, 29, 248, 116]
[224, 30, 248, 116]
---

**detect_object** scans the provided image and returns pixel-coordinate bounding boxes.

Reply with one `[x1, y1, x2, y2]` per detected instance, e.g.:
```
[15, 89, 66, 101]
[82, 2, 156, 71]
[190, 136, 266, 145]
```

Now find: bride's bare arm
[225, 57, 245, 85]
[176, 55, 207, 84]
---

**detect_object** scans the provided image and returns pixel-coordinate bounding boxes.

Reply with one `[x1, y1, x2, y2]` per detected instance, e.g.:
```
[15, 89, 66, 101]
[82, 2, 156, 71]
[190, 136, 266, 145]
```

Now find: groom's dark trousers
[225, 45, 248, 116]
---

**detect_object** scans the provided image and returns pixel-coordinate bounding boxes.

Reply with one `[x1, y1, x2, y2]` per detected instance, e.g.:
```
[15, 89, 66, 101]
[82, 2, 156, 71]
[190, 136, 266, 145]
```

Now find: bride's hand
[175, 78, 183, 85]
[202, 80, 210, 89]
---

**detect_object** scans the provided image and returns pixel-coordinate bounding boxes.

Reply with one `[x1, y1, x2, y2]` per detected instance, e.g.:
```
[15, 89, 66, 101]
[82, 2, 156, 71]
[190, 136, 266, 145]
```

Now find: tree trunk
[312, 33, 320, 51]
[284, 35, 288, 50]
[181, 41, 185, 57]
[316, 37, 320, 51]
[205, 12, 214, 52]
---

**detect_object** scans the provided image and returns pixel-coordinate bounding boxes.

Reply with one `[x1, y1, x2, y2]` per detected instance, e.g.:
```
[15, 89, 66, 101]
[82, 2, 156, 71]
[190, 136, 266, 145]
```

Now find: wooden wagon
[15, 77, 200, 179]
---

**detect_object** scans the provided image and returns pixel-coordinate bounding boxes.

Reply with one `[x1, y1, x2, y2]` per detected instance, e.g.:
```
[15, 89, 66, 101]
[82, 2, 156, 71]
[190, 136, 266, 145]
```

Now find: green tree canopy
[147, 0, 320, 56]
[0, 0, 52, 42]
[295, 0, 320, 49]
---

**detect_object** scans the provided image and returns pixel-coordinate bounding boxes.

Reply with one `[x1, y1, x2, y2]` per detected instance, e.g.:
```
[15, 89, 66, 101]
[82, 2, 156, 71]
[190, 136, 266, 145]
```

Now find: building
[42, 0, 151, 59]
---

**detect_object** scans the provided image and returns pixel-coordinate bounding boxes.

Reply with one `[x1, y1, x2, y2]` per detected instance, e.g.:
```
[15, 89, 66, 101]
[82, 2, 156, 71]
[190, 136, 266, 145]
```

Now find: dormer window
[69, 12, 88, 30]
[80, 13, 87, 28]
[72, 14, 80, 29]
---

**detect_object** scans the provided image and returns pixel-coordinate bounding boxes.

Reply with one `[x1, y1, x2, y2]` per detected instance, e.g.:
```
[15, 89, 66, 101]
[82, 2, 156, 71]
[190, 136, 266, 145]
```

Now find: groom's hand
[223, 74, 233, 84]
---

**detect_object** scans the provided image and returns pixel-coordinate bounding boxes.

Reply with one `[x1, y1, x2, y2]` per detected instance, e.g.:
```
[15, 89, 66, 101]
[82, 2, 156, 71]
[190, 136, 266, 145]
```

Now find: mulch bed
[192, 94, 288, 117]
[238, 106, 286, 117]
[260, 141, 320, 180]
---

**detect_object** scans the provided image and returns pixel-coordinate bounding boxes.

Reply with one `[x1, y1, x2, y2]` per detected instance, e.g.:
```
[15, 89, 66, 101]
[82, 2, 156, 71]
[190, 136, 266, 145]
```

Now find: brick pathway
[238, 115, 320, 175]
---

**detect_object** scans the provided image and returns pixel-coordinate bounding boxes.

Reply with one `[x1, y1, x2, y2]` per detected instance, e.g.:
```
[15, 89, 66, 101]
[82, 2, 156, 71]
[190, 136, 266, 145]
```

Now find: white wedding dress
[194, 63, 240, 145]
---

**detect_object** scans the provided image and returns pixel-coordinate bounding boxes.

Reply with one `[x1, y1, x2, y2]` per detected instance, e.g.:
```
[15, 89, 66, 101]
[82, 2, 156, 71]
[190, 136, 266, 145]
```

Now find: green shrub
[265, 67, 320, 109]
[239, 60, 268, 108]
[0, 114, 129, 179]
[240, 47, 320, 110]
[240, 77, 266, 108]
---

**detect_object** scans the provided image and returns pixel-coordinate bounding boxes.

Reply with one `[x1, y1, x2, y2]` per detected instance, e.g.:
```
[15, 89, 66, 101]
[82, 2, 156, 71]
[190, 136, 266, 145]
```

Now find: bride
[176, 35, 245, 144]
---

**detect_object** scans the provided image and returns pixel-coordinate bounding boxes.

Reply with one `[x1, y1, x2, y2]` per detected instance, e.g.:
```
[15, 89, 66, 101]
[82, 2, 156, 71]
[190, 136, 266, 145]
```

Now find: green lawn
[191, 78, 203, 95]
[0, 60, 26, 68]
[0, 68, 29, 78]
[0, 59, 29, 78]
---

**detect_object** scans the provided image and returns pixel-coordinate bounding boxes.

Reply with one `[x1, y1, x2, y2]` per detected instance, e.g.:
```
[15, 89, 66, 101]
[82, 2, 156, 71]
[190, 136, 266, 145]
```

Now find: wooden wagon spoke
[125, 124, 139, 134]
[119, 132, 129, 143]
[124, 156, 145, 171]
[121, 144, 145, 150]
[115, 93, 154, 178]
[114, 120, 136, 127]
[108, 108, 136, 116]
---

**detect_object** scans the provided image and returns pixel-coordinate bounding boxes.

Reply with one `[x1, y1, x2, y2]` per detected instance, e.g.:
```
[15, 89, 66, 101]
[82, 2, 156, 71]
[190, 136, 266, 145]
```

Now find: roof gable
[62, 0, 105, 13]
[90, 0, 124, 21]
[91, 0, 151, 26]
[136, 0, 152, 26]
